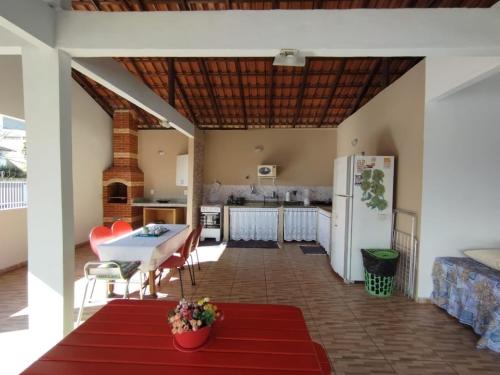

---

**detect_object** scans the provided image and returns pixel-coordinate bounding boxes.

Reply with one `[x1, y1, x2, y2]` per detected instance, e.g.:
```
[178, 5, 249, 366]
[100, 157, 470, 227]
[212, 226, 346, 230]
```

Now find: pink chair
[78, 226, 142, 325]
[111, 220, 133, 237]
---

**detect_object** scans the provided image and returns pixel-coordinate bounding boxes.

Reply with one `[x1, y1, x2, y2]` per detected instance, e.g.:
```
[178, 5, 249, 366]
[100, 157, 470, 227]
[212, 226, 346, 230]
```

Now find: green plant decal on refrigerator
[360, 169, 388, 211]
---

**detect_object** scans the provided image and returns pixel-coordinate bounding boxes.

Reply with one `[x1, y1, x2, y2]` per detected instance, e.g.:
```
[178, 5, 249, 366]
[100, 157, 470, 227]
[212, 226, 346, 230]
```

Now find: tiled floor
[1, 242, 500, 374]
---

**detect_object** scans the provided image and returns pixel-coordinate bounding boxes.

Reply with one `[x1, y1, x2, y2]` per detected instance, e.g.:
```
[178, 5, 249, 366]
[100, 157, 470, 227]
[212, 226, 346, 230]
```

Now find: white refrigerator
[331, 155, 394, 282]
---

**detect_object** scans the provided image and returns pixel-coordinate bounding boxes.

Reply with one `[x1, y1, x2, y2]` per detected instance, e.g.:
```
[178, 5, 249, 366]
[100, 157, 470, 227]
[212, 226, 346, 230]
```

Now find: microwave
[257, 165, 277, 178]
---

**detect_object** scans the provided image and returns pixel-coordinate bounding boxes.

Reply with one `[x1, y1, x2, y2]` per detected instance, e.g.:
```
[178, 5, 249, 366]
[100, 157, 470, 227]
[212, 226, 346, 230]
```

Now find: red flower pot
[174, 325, 211, 349]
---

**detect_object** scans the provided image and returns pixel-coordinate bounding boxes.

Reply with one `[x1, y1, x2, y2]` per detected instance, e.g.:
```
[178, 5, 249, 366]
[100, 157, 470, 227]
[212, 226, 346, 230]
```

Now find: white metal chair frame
[77, 261, 143, 326]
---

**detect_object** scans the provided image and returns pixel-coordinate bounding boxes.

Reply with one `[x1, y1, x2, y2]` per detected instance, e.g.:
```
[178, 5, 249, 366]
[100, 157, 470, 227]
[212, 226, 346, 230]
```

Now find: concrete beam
[72, 58, 195, 138]
[56, 9, 500, 57]
[0, 0, 55, 49]
[426, 57, 500, 102]
[0, 26, 26, 54]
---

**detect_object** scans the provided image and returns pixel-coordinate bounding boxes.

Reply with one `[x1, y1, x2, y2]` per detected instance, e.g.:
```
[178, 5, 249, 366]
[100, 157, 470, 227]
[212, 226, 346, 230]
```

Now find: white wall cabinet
[284, 207, 317, 242]
[317, 209, 331, 255]
[176, 154, 189, 187]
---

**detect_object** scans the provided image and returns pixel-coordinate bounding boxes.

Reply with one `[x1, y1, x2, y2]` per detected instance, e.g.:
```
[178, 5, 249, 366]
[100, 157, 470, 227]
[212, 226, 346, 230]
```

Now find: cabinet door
[230, 208, 278, 241]
[318, 212, 331, 255]
[176, 154, 189, 187]
[284, 208, 317, 241]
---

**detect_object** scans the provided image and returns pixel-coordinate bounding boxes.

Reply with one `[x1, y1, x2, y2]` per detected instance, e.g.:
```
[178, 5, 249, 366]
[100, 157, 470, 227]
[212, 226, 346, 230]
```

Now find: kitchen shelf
[143, 207, 185, 225]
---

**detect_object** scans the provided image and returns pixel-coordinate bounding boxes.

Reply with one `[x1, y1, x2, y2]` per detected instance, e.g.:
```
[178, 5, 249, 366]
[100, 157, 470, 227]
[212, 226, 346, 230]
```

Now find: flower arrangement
[168, 297, 221, 335]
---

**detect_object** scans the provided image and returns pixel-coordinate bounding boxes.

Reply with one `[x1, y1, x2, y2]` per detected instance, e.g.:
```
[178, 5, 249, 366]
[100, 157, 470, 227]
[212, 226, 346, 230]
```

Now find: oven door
[201, 212, 221, 228]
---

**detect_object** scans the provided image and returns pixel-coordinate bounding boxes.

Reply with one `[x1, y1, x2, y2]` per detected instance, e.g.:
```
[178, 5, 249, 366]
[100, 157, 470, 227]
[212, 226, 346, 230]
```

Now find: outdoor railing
[0, 180, 27, 210]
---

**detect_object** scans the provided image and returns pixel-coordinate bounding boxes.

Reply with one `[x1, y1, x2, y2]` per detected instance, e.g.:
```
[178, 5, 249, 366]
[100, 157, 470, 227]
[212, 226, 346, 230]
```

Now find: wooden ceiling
[74, 57, 422, 129]
[72, 0, 497, 11]
[70, 0, 495, 129]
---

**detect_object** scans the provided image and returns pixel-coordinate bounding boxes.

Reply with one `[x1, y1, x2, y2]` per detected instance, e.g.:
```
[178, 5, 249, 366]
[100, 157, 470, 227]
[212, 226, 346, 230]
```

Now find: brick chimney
[103, 110, 144, 228]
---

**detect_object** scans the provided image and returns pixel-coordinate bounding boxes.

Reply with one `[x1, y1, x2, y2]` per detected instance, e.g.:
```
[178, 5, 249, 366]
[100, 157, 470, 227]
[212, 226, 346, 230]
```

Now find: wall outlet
[150, 189, 155, 196]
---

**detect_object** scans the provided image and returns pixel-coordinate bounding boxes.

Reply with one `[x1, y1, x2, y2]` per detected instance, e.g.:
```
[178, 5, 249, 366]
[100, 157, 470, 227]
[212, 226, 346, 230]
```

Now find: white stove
[200, 204, 223, 242]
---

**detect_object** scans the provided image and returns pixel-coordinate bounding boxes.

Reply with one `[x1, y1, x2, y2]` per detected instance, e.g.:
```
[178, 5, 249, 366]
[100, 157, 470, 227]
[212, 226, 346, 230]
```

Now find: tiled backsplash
[203, 184, 332, 204]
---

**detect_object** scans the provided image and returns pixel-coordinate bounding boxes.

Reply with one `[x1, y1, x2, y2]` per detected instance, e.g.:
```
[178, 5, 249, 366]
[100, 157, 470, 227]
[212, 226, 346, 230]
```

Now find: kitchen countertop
[225, 202, 332, 212]
[132, 201, 187, 208]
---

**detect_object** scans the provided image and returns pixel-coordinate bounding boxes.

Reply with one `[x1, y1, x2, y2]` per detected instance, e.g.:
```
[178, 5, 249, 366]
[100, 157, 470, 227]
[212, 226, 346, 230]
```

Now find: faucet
[263, 190, 277, 206]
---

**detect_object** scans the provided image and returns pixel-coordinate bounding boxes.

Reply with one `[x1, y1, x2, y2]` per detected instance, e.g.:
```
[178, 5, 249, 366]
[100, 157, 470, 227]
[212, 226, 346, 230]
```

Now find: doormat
[227, 240, 279, 249]
[300, 245, 327, 255]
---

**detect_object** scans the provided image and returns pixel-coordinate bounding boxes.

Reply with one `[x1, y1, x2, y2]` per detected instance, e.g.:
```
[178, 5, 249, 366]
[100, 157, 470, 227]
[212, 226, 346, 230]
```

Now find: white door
[331, 195, 351, 278]
[334, 156, 353, 197]
[349, 156, 394, 281]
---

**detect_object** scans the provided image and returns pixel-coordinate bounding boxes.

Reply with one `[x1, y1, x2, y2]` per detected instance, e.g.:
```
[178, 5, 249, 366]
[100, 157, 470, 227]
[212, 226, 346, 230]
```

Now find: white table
[98, 224, 189, 297]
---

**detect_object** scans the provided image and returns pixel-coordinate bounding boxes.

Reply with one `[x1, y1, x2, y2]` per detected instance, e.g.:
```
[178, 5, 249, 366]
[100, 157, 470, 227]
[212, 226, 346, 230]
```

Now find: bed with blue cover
[432, 257, 500, 353]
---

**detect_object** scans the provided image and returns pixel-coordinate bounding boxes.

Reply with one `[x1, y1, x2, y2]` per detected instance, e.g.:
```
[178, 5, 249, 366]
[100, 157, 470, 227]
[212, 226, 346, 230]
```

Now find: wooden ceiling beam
[199, 59, 223, 127]
[88, 0, 102, 10]
[189, 103, 354, 111]
[405, 0, 418, 7]
[382, 58, 390, 88]
[268, 63, 275, 127]
[292, 60, 310, 127]
[177, 93, 357, 101]
[167, 58, 175, 107]
[313, 0, 324, 9]
[127, 58, 150, 125]
[141, 82, 391, 90]
[348, 58, 382, 117]
[235, 58, 248, 129]
[318, 59, 346, 127]
[163, 59, 198, 125]
[72, 70, 114, 117]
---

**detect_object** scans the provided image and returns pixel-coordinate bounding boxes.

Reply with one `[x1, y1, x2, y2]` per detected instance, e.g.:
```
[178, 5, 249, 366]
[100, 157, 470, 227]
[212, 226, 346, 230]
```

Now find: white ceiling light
[273, 49, 306, 67]
[160, 120, 172, 128]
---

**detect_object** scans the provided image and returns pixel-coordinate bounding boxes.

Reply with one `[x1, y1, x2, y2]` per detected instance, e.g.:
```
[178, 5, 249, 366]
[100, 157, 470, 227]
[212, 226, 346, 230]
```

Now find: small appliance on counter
[303, 189, 311, 206]
[227, 195, 246, 206]
[200, 205, 223, 242]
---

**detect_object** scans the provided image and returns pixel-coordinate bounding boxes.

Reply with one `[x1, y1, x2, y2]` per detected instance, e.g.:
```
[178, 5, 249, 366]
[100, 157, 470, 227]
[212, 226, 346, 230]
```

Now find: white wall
[0, 208, 27, 270]
[72, 79, 112, 243]
[0, 56, 112, 270]
[138, 130, 188, 200]
[0, 55, 23, 119]
[418, 72, 500, 298]
[337, 62, 425, 231]
[426, 57, 500, 102]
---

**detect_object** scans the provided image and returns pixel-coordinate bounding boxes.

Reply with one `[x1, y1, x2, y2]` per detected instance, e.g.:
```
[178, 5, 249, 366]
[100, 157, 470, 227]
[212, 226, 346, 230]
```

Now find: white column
[22, 47, 75, 343]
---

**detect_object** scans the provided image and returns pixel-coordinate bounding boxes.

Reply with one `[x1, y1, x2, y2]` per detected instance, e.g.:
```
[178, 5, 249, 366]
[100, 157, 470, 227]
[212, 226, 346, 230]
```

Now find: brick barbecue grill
[103, 110, 144, 228]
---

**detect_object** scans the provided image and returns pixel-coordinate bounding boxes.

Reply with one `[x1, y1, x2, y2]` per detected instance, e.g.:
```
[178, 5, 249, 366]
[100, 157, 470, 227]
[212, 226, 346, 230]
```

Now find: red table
[22, 300, 327, 374]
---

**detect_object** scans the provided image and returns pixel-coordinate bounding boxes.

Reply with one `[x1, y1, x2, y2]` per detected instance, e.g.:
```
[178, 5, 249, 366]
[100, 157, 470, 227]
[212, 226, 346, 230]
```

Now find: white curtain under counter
[229, 207, 279, 241]
[284, 207, 318, 242]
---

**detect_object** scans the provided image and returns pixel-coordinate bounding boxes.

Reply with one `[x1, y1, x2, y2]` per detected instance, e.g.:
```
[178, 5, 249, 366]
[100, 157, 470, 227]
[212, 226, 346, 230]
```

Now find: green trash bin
[361, 249, 400, 297]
